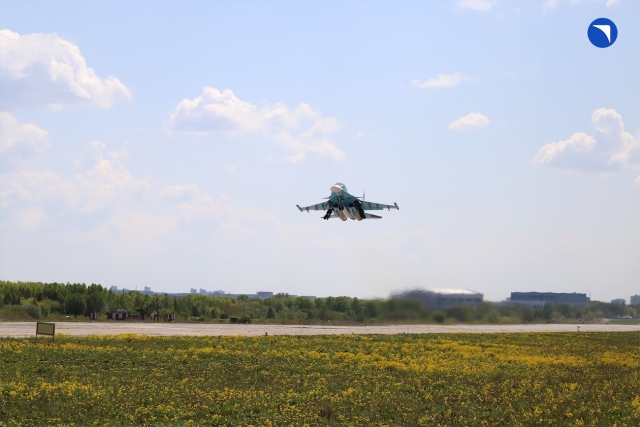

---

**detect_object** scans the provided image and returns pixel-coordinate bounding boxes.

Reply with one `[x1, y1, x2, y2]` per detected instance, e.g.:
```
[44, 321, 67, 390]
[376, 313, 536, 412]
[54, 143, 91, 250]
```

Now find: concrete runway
[1, 322, 638, 338]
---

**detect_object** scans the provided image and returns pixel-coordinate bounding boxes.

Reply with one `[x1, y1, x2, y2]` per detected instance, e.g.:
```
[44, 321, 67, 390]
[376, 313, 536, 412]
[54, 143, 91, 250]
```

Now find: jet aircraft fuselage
[296, 183, 399, 221]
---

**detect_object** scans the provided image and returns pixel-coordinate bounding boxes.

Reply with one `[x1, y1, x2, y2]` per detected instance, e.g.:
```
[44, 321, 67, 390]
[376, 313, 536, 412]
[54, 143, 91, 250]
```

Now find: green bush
[447, 306, 475, 323]
[0, 304, 40, 319]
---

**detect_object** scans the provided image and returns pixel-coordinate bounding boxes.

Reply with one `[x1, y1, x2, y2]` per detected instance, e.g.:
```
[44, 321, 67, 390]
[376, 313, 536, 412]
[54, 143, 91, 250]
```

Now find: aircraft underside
[322, 200, 382, 221]
[296, 183, 398, 221]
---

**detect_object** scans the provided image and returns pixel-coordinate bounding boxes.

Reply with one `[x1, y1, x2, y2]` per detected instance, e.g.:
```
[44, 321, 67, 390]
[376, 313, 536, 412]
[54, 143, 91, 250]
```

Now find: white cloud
[160, 183, 232, 221]
[178, 193, 232, 222]
[411, 72, 470, 89]
[166, 87, 344, 162]
[534, 108, 640, 177]
[14, 207, 47, 230]
[448, 112, 490, 131]
[0, 112, 50, 167]
[0, 29, 131, 110]
[1, 137, 275, 235]
[544, 0, 618, 11]
[0, 134, 295, 255]
[543, 0, 560, 8]
[73, 142, 151, 212]
[1, 141, 150, 212]
[456, 0, 497, 11]
[159, 183, 285, 238]
[160, 184, 201, 200]
[0, 170, 76, 207]
[225, 160, 242, 171]
[533, 132, 596, 165]
[104, 211, 179, 245]
[75, 140, 107, 168]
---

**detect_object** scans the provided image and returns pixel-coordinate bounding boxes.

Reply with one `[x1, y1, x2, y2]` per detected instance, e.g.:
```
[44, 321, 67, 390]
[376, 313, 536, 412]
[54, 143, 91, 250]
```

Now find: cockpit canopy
[334, 182, 346, 189]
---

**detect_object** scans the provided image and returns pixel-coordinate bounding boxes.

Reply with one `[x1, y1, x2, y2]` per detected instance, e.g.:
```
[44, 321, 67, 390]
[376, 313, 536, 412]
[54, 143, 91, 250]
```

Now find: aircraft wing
[359, 201, 399, 211]
[296, 202, 331, 212]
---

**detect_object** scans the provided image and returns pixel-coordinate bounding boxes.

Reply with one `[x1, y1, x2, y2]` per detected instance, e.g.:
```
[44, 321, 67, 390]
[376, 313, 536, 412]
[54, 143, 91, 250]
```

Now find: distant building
[256, 291, 274, 299]
[162, 290, 316, 300]
[392, 288, 483, 310]
[630, 295, 640, 306]
[508, 292, 590, 308]
[141, 286, 153, 295]
[110, 286, 118, 291]
[611, 298, 626, 305]
[199, 289, 207, 295]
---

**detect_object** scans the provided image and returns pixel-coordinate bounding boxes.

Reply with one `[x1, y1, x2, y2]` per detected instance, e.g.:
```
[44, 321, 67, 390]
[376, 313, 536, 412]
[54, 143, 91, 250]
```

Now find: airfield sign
[35, 322, 55, 343]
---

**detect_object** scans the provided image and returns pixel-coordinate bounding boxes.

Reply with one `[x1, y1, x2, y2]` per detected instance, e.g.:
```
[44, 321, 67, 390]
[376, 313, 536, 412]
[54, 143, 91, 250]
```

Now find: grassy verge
[1, 332, 639, 426]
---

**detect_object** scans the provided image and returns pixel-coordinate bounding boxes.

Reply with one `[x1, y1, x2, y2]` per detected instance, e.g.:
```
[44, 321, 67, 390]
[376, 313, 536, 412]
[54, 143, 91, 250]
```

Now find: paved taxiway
[1, 322, 638, 338]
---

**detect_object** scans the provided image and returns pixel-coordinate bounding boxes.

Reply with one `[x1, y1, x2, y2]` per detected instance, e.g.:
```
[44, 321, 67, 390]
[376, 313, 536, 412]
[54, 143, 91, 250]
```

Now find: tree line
[1, 281, 637, 324]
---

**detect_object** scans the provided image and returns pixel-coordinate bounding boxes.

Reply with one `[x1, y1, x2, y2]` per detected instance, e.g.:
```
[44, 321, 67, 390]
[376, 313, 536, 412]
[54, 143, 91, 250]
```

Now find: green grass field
[1, 332, 639, 426]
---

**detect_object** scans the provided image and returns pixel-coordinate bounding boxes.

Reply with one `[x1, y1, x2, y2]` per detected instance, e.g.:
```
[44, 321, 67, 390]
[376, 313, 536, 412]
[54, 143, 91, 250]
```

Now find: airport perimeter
[1, 321, 638, 338]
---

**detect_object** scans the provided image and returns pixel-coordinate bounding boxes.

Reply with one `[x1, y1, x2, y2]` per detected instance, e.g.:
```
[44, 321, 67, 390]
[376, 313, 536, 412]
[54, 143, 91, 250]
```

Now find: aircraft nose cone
[330, 185, 342, 193]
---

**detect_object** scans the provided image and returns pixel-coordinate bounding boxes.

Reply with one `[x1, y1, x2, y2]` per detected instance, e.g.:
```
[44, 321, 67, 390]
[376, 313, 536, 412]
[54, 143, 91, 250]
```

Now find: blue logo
[588, 18, 617, 48]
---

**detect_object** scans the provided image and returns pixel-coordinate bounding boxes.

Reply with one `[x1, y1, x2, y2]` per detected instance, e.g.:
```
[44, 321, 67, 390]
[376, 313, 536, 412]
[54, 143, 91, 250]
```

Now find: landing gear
[323, 209, 333, 220]
[353, 199, 366, 220]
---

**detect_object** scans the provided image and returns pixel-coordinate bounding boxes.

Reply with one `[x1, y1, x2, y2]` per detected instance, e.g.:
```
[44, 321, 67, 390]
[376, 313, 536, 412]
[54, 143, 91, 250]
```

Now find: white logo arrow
[593, 24, 611, 42]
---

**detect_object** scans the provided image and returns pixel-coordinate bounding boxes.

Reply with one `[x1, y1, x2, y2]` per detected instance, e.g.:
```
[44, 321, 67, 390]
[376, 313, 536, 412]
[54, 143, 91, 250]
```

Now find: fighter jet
[296, 183, 399, 221]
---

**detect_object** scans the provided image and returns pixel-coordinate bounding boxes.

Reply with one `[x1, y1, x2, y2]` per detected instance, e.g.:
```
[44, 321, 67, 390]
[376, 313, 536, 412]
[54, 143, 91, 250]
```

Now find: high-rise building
[110, 286, 118, 291]
[190, 288, 197, 294]
[630, 295, 640, 306]
[611, 298, 625, 305]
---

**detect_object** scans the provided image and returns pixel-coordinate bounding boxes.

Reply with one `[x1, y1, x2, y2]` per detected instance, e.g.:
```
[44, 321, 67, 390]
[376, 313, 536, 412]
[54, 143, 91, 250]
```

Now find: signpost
[36, 322, 55, 343]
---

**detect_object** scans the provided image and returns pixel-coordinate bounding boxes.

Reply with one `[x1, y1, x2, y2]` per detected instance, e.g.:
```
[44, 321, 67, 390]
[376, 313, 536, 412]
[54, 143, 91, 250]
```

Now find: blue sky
[1, 0, 638, 301]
